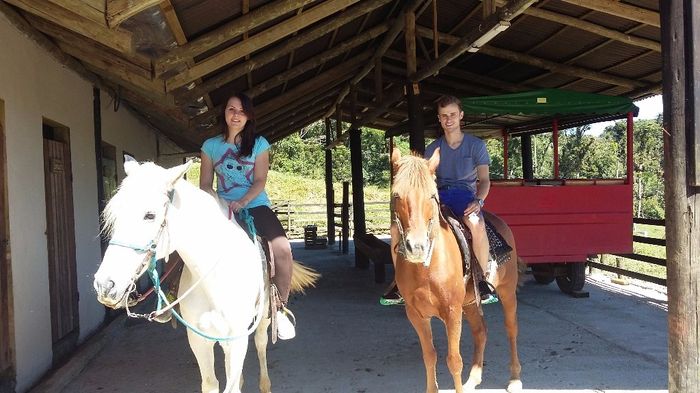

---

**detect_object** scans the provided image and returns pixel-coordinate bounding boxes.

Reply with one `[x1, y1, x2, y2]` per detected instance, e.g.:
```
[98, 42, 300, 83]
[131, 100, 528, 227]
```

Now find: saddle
[439, 205, 513, 283]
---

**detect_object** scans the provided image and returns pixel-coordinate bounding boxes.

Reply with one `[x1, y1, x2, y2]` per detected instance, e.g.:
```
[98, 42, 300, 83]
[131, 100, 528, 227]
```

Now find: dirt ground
[34, 240, 668, 393]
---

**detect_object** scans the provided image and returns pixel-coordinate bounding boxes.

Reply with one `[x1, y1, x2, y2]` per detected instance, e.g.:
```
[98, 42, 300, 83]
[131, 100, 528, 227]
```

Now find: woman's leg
[248, 206, 293, 303]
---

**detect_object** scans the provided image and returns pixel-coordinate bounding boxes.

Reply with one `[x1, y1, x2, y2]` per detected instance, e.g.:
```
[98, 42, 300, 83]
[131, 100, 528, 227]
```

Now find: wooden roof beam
[323, 0, 426, 119]
[176, 0, 393, 105]
[155, 0, 317, 75]
[164, 0, 361, 91]
[559, 0, 660, 28]
[158, 1, 215, 114]
[190, 53, 368, 128]
[245, 26, 388, 98]
[5, 0, 134, 54]
[415, 25, 647, 89]
[524, 7, 660, 52]
[106, 0, 163, 28]
[328, 0, 536, 148]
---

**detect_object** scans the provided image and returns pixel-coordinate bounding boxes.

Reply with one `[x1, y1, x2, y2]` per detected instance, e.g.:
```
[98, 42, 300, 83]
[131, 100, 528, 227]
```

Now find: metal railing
[587, 217, 666, 286]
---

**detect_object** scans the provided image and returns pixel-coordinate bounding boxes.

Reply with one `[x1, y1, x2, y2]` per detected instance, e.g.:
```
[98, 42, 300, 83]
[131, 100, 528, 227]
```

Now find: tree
[602, 118, 665, 218]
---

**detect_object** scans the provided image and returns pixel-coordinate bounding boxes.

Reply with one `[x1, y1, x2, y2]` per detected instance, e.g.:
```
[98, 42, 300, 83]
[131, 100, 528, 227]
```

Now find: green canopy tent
[459, 89, 639, 137]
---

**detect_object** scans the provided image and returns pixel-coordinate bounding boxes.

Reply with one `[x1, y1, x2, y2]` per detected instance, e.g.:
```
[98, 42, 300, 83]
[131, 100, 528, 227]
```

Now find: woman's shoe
[276, 307, 296, 340]
[379, 290, 405, 306]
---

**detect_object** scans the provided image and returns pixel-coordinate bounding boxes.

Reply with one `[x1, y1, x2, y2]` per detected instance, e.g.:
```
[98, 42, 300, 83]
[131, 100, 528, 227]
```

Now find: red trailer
[460, 89, 638, 294]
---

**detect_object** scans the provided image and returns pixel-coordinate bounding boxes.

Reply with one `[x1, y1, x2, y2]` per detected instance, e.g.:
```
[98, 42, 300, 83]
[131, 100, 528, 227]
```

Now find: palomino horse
[390, 148, 522, 393]
[93, 157, 318, 393]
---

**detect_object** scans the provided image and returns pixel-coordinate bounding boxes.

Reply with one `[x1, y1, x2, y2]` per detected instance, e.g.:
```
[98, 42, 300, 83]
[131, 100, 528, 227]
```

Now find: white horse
[93, 157, 318, 393]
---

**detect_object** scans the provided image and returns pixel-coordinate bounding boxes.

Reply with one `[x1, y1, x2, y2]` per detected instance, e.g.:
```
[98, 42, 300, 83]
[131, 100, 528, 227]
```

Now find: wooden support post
[350, 127, 368, 268]
[405, 10, 417, 75]
[342, 181, 350, 254]
[661, 1, 700, 391]
[325, 118, 335, 245]
[406, 83, 425, 154]
[502, 128, 509, 179]
[626, 111, 634, 185]
[553, 118, 559, 179]
[521, 134, 533, 180]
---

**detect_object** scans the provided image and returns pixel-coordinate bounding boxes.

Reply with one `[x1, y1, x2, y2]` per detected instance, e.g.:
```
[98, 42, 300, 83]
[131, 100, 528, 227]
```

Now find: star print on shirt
[213, 148, 255, 192]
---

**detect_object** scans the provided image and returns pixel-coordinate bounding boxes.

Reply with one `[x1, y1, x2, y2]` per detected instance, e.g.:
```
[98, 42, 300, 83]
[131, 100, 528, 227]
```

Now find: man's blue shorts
[438, 187, 475, 217]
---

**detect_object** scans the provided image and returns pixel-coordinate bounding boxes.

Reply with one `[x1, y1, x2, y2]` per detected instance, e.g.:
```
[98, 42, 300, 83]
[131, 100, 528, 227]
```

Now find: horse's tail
[290, 260, 320, 294]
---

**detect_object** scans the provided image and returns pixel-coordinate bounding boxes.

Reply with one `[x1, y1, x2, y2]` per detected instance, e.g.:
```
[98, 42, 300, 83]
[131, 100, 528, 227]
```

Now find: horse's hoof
[507, 379, 523, 392]
[463, 379, 481, 391]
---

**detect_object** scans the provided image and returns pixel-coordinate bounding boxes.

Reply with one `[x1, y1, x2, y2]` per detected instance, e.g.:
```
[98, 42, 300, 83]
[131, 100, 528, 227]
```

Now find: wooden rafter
[176, 0, 392, 105]
[560, 0, 660, 28]
[323, 0, 425, 119]
[46, 0, 104, 26]
[524, 7, 660, 52]
[415, 25, 646, 89]
[280, 5, 307, 93]
[191, 53, 369, 128]
[164, 0, 360, 91]
[245, 28, 387, 98]
[523, 23, 650, 86]
[158, 0, 214, 112]
[106, 0, 163, 28]
[155, 0, 317, 75]
[5, 0, 134, 54]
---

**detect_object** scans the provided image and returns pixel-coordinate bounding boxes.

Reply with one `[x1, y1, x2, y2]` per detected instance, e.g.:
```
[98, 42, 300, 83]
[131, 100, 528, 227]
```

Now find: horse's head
[93, 156, 191, 308]
[390, 148, 440, 265]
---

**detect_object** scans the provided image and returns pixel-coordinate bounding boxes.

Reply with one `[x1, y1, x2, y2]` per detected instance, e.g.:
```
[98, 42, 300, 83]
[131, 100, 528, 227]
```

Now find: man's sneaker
[478, 280, 499, 305]
[276, 307, 296, 340]
[379, 290, 405, 306]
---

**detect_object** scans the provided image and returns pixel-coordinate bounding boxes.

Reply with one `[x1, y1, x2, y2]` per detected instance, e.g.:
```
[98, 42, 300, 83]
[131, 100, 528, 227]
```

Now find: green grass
[599, 223, 666, 280]
[185, 162, 391, 238]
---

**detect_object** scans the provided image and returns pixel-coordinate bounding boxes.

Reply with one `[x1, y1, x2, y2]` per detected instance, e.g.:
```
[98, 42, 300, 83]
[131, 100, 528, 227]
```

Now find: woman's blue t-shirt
[201, 134, 271, 208]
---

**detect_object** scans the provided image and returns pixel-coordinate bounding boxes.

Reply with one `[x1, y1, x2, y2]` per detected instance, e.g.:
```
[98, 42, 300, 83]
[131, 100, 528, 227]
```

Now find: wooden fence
[588, 217, 667, 286]
[272, 200, 391, 240]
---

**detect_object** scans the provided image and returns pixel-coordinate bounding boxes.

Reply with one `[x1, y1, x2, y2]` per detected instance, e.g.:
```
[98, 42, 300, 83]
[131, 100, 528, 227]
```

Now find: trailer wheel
[556, 262, 586, 293]
[531, 264, 555, 285]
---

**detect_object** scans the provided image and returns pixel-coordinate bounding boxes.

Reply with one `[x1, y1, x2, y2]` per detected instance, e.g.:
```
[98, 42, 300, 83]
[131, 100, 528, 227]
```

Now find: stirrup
[276, 306, 296, 340]
[479, 280, 499, 305]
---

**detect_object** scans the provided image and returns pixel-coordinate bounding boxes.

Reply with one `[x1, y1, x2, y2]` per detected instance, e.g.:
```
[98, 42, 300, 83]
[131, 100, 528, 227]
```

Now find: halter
[393, 194, 439, 267]
[107, 190, 264, 341]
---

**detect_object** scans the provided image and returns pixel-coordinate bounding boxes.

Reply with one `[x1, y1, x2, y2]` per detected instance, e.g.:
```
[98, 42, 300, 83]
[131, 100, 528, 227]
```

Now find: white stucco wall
[0, 13, 183, 392]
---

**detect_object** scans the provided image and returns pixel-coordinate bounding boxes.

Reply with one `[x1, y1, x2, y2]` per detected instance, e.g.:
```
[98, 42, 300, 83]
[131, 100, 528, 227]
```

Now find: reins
[108, 191, 265, 341]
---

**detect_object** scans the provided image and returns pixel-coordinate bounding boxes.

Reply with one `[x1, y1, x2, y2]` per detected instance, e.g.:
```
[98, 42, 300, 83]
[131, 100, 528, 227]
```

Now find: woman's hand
[229, 199, 247, 213]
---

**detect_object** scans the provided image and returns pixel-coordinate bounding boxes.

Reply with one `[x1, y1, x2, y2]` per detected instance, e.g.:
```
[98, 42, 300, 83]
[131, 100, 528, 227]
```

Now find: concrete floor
[35, 240, 669, 393]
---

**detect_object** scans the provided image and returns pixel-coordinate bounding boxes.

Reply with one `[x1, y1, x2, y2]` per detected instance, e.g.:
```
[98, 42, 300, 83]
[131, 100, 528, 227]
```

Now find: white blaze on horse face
[400, 192, 433, 264]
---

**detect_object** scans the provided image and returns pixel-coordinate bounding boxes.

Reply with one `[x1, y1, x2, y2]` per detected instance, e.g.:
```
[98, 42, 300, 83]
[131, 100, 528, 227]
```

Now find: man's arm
[475, 164, 491, 202]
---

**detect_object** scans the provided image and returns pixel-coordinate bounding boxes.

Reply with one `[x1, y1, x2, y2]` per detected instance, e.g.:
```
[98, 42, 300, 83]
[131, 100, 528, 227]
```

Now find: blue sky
[587, 94, 663, 135]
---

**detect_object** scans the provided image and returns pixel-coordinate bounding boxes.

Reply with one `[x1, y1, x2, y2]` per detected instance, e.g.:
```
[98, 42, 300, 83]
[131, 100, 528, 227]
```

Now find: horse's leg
[499, 286, 522, 392]
[462, 303, 487, 391]
[187, 331, 219, 393]
[253, 316, 272, 393]
[444, 307, 465, 393]
[221, 338, 249, 393]
[406, 307, 439, 393]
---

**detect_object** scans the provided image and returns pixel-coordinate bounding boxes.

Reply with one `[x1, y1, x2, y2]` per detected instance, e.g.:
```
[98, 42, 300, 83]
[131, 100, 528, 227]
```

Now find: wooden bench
[354, 233, 392, 283]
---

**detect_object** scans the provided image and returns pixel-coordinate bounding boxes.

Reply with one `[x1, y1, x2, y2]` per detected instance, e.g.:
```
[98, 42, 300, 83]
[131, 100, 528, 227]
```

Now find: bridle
[392, 193, 439, 267]
[105, 190, 265, 341]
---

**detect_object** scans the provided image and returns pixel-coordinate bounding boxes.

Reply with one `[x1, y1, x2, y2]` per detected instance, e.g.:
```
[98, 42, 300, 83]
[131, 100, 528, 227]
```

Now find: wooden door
[43, 134, 78, 363]
[0, 100, 15, 392]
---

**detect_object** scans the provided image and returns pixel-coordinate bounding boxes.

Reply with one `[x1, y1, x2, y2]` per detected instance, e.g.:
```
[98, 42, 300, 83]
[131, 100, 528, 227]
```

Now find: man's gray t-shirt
[424, 134, 490, 195]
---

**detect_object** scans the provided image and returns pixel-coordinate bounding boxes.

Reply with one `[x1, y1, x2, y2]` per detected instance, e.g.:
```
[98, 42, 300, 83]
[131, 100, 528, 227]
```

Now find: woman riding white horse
[93, 157, 317, 393]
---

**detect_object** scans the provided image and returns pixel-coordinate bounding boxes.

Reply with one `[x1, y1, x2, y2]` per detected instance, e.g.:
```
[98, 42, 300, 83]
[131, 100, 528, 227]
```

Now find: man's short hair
[436, 95, 462, 111]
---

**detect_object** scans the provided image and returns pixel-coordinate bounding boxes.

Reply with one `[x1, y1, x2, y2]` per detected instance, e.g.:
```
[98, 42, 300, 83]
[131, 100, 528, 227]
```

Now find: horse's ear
[123, 154, 139, 176]
[390, 148, 402, 172]
[427, 147, 440, 174]
[166, 160, 193, 188]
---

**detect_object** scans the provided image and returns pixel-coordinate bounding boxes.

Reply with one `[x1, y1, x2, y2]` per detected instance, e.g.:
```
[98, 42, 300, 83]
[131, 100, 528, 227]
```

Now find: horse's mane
[392, 154, 437, 197]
